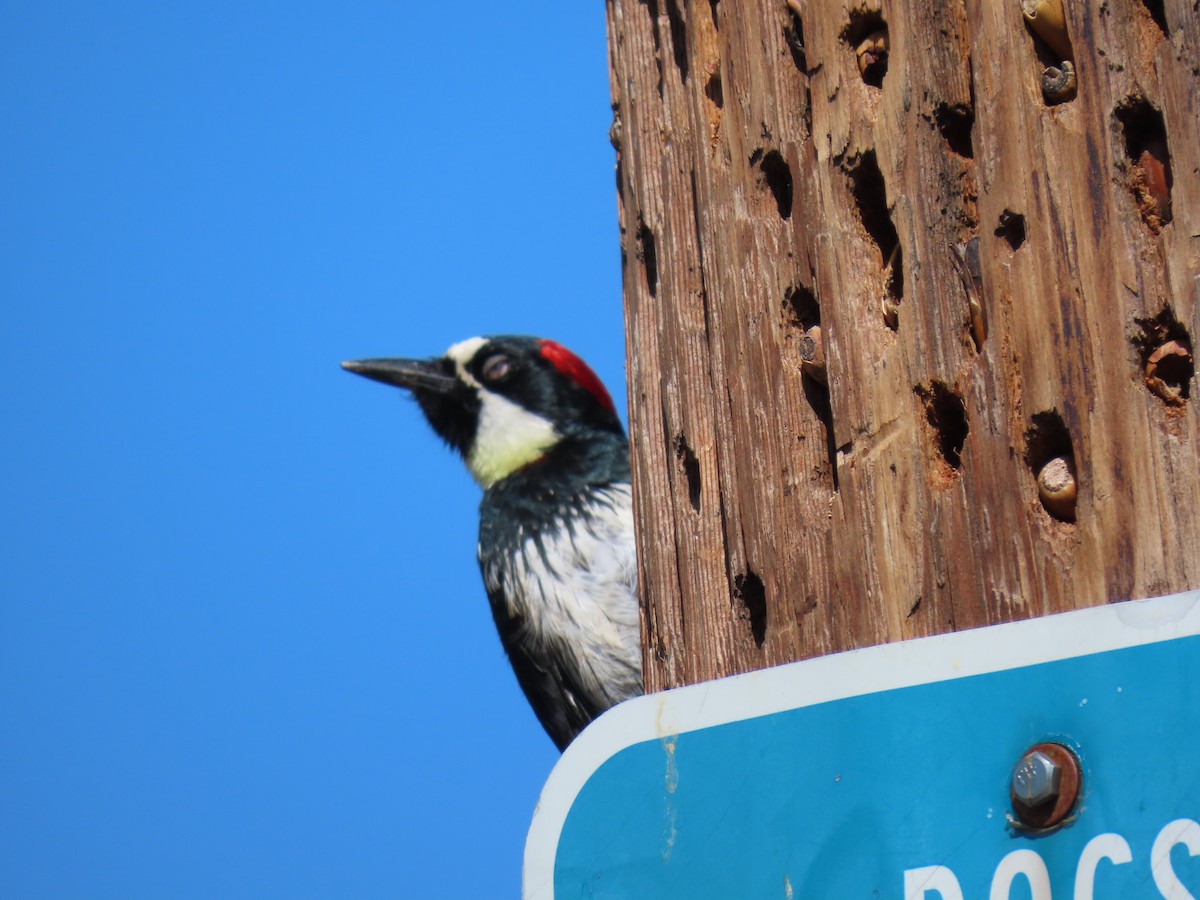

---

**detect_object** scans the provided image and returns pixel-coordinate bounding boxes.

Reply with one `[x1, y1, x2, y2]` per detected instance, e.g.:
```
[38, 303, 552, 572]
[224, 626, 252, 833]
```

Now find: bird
[342, 335, 643, 750]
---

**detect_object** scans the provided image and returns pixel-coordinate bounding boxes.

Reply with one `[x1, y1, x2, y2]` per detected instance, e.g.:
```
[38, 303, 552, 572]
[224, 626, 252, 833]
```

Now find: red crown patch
[538, 340, 617, 415]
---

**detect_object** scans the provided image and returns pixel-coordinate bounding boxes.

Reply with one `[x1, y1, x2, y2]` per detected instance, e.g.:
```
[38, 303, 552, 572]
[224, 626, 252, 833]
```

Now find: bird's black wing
[483, 586, 602, 751]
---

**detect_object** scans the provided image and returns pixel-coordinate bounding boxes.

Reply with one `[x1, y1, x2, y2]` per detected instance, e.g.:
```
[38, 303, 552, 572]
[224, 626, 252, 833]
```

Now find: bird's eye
[481, 353, 512, 382]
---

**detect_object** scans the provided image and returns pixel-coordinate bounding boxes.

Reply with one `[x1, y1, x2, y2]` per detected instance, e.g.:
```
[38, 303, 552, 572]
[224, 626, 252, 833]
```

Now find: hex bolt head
[1012, 750, 1061, 806]
[1009, 742, 1082, 830]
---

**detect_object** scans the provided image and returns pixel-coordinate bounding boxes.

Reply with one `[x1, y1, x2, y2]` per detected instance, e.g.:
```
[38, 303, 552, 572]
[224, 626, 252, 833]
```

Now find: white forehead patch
[446, 336, 487, 387]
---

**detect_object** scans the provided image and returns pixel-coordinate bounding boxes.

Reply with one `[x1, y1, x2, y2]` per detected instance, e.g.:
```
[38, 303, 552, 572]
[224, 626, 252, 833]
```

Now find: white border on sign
[523, 589, 1200, 899]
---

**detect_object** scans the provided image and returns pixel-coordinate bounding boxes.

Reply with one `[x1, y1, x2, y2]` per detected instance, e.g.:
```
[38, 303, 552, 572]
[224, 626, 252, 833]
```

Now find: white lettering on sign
[903, 865, 963, 900]
[990, 850, 1053, 900]
[1074, 833, 1132, 899]
[902, 818, 1200, 899]
[1151, 819, 1200, 900]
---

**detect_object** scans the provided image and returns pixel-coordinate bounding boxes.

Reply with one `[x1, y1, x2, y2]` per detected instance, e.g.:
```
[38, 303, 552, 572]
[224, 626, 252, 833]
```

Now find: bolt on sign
[523, 590, 1200, 899]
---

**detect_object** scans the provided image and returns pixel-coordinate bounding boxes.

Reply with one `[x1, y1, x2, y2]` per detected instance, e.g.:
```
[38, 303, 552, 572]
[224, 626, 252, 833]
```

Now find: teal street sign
[524, 590, 1200, 899]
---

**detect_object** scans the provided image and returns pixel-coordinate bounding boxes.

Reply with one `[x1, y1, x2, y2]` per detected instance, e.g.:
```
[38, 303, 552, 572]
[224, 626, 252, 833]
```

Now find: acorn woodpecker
[342, 336, 642, 750]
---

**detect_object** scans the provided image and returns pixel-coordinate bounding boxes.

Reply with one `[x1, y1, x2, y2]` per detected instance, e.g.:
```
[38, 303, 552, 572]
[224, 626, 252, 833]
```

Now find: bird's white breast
[483, 484, 641, 709]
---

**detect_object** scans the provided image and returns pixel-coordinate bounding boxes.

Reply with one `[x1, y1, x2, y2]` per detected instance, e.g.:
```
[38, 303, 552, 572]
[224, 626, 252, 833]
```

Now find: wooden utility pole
[606, 0, 1199, 693]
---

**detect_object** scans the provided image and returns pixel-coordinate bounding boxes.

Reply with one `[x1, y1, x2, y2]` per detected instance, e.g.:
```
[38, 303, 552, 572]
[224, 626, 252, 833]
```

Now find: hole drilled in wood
[636, 215, 659, 298]
[881, 302, 900, 331]
[1021, 3, 1076, 106]
[885, 244, 904, 300]
[915, 381, 969, 471]
[957, 237, 982, 285]
[733, 570, 767, 648]
[1146, 347, 1194, 404]
[1115, 96, 1173, 232]
[1133, 308, 1193, 406]
[750, 148, 794, 220]
[673, 434, 702, 512]
[785, 2, 813, 133]
[996, 210, 1027, 250]
[641, 0, 666, 97]
[783, 282, 820, 331]
[704, 70, 724, 108]
[702, 69, 723, 146]
[1022, 1, 1074, 65]
[842, 11, 888, 87]
[933, 102, 975, 160]
[785, 3, 807, 73]
[614, 110, 626, 194]
[666, 0, 688, 82]
[1024, 410, 1077, 522]
[952, 238, 987, 352]
[845, 151, 899, 272]
[787, 285, 825, 384]
[803, 377, 838, 491]
[1139, 0, 1169, 37]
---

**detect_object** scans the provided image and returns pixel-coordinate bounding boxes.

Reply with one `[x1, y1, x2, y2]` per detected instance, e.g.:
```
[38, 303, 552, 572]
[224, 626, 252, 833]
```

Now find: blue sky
[1, 4, 624, 896]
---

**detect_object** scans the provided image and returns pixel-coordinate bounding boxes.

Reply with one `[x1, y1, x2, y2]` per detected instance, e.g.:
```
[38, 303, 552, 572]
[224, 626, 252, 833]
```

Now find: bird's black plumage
[343, 335, 642, 750]
[479, 431, 635, 749]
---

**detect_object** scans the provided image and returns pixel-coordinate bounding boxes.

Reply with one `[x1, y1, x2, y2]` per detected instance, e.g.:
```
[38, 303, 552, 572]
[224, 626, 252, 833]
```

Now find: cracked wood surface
[607, 0, 1200, 693]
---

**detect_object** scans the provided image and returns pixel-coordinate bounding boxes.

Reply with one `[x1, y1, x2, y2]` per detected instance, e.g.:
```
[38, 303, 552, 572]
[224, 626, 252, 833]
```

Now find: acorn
[1037, 455, 1077, 521]
[1042, 60, 1077, 104]
[1144, 340, 1192, 405]
[799, 325, 827, 383]
[855, 29, 888, 84]
[881, 298, 899, 330]
[1133, 144, 1172, 226]
[1022, 0, 1072, 59]
[968, 295, 987, 350]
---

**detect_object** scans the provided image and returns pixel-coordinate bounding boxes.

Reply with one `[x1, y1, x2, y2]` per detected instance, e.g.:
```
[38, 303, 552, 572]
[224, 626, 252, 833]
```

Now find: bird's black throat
[478, 428, 630, 556]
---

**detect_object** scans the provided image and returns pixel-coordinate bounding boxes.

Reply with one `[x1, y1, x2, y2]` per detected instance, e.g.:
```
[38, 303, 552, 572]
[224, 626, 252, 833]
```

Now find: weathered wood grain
[607, 0, 1199, 692]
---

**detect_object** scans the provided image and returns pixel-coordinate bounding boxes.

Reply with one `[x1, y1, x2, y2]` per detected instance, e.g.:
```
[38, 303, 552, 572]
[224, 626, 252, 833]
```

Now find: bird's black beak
[341, 357, 456, 394]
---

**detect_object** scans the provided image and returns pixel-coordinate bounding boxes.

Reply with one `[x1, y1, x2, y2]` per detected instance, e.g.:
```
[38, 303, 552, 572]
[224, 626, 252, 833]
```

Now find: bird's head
[343, 335, 625, 488]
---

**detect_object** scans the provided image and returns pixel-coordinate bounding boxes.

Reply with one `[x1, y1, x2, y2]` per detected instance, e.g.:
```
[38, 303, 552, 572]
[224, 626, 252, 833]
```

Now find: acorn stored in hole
[969, 295, 987, 350]
[881, 298, 899, 330]
[1042, 60, 1077, 103]
[1145, 340, 1193, 405]
[799, 325, 827, 383]
[855, 30, 888, 84]
[952, 241, 986, 351]
[1022, 0, 1072, 59]
[1132, 144, 1172, 228]
[1037, 455, 1077, 521]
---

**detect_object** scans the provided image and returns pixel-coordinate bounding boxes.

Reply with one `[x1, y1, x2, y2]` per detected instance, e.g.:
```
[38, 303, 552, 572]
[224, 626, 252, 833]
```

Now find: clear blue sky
[1, 4, 624, 896]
